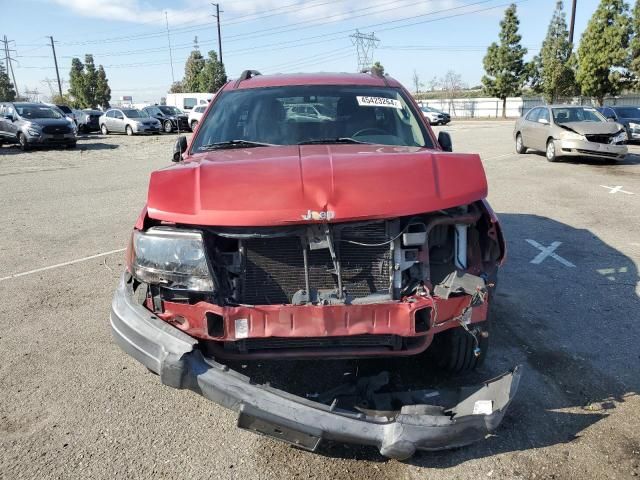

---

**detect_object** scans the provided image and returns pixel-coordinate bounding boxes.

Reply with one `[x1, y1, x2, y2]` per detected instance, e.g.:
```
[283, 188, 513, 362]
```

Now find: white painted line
[526, 239, 576, 268]
[600, 185, 634, 195]
[0, 248, 126, 282]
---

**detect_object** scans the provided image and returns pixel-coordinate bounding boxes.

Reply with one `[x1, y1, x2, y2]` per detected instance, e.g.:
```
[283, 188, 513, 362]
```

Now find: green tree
[83, 54, 98, 108]
[0, 63, 16, 101]
[532, 1, 577, 102]
[183, 50, 205, 92]
[197, 51, 227, 93]
[95, 65, 111, 108]
[169, 81, 185, 93]
[371, 61, 385, 76]
[68, 58, 86, 107]
[576, 0, 631, 105]
[631, 0, 640, 88]
[481, 4, 528, 117]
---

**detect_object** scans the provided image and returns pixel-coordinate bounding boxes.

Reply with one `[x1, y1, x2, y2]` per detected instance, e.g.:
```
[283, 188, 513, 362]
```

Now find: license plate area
[237, 404, 322, 451]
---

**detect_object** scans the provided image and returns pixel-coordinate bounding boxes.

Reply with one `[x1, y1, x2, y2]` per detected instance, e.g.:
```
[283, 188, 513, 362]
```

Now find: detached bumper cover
[110, 276, 521, 459]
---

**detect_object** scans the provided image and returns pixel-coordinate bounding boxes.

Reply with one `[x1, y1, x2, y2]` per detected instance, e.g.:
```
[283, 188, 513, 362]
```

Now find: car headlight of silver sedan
[612, 130, 628, 144]
[27, 127, 41, 136]
[628, 122, 640, 131]
[561, 131, 585, 141]
[131, 228, 214, 291]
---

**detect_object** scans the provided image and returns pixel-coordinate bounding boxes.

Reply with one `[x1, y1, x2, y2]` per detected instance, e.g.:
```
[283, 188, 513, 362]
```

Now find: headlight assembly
[131, 228, 214, 291]
[628, 122, 639, 131]
[561, 131, 584, 141]
[612, 131, 628, 144]
[27, 128, 41, 136]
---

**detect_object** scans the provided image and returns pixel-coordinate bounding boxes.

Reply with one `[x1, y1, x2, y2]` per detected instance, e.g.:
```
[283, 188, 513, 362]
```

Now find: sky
[2, 0, 607, 104]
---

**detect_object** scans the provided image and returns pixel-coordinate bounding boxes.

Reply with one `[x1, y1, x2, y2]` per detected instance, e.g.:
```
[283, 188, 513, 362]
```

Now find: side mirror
[173, 135, 187, 162]
[438, 131, 453, 152]
[538, 118, 549, 125]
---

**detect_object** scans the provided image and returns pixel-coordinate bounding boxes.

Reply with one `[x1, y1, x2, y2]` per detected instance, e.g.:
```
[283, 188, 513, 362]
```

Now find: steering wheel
[351, 127, 388, 138]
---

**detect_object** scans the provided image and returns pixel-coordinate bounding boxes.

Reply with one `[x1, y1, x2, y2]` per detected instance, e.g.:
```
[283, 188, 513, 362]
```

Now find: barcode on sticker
[356, 96, 402, 109]
[473, 400, 493, 415]
[235, 318, 249, 339]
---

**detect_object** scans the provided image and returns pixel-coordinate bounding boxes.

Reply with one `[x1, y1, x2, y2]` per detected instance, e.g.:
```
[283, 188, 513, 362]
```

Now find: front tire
[163, 120, 173, 133]
[101, 124, 109, 135]
[515, 133, 526, 154]
[126, 125, 133, 136]
[430, 320, 490, 373]
[18, 133, 29, 151]
[546, 138, 558, 162]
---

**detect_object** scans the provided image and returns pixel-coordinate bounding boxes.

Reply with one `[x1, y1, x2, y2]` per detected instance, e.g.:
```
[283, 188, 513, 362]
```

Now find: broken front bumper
[110, 275, 521, 460]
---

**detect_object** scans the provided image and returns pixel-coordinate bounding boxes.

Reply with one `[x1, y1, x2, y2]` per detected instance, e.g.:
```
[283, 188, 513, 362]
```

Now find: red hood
[146, 145, 488, 226]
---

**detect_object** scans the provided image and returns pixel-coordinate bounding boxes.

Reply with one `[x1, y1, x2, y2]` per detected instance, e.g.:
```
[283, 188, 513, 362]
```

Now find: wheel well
[547, 136, 555, 145]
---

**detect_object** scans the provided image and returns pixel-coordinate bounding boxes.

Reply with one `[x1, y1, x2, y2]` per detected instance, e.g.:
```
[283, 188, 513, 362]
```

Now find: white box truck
[165, 93, 214, 112]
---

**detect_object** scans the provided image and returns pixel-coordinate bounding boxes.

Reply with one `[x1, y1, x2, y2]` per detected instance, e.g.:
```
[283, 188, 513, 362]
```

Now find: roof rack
[234, 70, 262, 89]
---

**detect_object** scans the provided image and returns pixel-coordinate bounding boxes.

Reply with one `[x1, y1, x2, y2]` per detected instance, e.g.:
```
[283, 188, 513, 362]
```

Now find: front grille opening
[240, 222, 392, 305]
[206, 312, 225, 337]
[414, 307, 432, 333]
[224, 334, 404, 353]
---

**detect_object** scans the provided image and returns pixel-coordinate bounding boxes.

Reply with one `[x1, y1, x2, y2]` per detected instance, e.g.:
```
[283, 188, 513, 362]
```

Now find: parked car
[76, 109, 103, 133]
[597, 105, 640, 143]
[142, 105, 189, 133]
[514, 105, 628, 162]
[420, 105, 451, 125]
[286, 103, 333, 121]
[188, 104, 207, 131]
[110, 70, 519, 459]
[48, 104, 77, 125]
[99, 108, 160, 135]
[0, 102, 77, 150]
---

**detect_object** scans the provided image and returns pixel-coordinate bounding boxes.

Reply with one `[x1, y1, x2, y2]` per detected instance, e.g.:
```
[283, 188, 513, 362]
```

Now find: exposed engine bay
[148, 201, 502, 307]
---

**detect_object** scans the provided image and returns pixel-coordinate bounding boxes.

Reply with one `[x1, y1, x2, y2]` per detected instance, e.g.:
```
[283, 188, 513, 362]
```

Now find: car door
[113, 110, 125, 132]
[520, 107, 540, 147]
[3, 105, 19, 140]
[532, 107, 552, 150]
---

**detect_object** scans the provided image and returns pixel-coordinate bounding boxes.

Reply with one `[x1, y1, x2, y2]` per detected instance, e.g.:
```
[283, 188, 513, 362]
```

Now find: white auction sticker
[472, 400, 493, 415]
[235, 318, 249, 339]
[356, 96, 402, 109]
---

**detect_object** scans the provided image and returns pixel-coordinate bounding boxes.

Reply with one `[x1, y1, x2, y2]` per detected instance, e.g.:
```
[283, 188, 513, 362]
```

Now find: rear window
[56, 105, 72, 114]
[183, 98, 197, 110]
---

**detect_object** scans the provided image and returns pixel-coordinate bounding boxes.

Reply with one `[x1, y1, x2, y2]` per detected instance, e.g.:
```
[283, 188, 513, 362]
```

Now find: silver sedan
[99, 108, 161, 136]
[513, 105, 628, 162]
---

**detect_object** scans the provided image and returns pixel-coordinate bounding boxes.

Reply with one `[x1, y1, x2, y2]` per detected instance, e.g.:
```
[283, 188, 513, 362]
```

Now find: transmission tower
[350, 30, 380, 72]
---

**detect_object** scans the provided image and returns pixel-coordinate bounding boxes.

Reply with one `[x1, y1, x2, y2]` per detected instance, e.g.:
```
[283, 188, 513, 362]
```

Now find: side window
[115, 111, 124, 119]
[525, 107, 540, 122]
[106, 110, 114, 118]
[538, 108, 550, 123]
[183, 98, 197, 110]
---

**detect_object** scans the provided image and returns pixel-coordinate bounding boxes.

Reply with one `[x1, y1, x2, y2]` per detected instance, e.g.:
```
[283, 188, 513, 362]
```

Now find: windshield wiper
[298, 137, 370, 145]
[198, 140, 275, 150]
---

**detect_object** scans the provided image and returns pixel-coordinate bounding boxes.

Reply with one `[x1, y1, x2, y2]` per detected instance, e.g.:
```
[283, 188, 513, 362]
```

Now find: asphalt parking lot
[1, 123, 639, 479]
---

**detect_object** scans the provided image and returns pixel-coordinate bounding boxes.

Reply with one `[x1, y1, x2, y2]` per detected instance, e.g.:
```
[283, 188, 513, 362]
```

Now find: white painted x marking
[526, 240, 576, 267]
[600, 185, 634, 195]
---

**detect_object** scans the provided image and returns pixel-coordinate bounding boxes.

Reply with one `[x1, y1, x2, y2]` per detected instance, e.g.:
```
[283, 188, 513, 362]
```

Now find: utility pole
[569, 0, 577, 45]
[47, 36, 63, 97]
[350, 30, 380, 72]
[2, 36, 19, 97]
[212, 3, 223, 65]
[165, 11, 175, 83]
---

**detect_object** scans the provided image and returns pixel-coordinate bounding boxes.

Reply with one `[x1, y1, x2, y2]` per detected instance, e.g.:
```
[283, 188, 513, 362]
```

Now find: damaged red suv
[111, 70, 520, 459]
